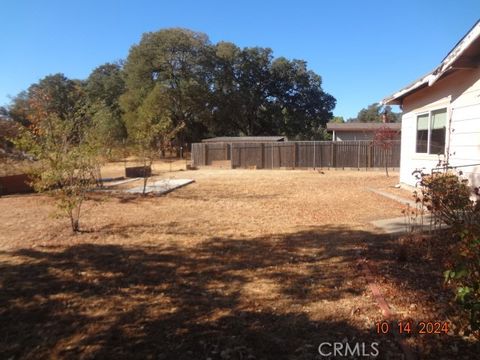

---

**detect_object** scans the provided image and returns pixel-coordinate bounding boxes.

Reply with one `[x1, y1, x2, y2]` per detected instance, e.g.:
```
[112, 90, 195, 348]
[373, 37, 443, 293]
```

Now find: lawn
[0, 166, 477, 359]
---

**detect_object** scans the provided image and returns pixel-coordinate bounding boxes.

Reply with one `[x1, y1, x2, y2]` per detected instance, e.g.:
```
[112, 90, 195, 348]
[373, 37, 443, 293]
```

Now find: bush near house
[414, 168, 480, 335]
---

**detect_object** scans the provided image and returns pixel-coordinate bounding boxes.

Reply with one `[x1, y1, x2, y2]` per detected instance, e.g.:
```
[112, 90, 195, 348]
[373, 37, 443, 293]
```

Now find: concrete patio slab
[126, 178, 194, 195]
[104, 177, 141, 187]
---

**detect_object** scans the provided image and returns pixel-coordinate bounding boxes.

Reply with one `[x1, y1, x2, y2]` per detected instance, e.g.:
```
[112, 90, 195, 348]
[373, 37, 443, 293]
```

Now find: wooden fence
[191, 140, 401, 170]
[0, 174, 34, 195]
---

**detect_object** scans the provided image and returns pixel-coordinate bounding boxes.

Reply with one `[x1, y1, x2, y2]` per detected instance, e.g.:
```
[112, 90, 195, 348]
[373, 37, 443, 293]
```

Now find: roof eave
[381, 74, 432, 105]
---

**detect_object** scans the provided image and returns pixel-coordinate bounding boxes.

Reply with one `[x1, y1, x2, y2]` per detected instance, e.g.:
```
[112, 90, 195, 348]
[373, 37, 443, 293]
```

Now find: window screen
[429, 109, 446, 154]
[416, 113, 429, 153]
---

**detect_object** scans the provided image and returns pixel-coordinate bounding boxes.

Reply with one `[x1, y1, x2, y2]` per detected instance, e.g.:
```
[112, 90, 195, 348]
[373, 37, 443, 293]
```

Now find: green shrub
[414, 168, 480, 335]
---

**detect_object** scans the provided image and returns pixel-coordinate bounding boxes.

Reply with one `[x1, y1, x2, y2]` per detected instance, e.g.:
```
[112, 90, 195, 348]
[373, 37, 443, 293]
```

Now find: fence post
[364, 143, 368, 171]
[260, 143, 265, 169]
[190, 144, 194, 166]
[357, 143, 360, 171]
[330, 142, 335, 169]
[313, 141, 316, 169]
[230, 143, 233, 168]
[292, 143, 296, 169]
[271, 144, 274, 169]
[204, 144, 208, 166]
[367, 144, 373, 170]
[319, 143, 323, 168]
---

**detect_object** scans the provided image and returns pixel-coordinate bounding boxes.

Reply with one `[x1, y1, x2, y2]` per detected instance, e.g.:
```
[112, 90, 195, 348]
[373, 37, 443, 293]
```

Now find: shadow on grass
[0, 226, 477, 359]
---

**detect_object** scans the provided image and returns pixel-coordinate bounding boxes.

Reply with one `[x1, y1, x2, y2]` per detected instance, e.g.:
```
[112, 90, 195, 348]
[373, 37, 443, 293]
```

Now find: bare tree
[373, 125, 398, 177]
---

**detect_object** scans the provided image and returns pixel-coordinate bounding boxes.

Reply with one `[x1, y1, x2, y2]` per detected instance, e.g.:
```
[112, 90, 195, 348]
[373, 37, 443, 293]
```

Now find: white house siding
[450, 102, 480, 186]
[400, 67, 480, 187]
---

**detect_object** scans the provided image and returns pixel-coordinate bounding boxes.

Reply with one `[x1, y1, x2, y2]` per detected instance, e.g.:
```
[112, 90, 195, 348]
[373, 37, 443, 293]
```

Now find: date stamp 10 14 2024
[375, 321, 450, 335]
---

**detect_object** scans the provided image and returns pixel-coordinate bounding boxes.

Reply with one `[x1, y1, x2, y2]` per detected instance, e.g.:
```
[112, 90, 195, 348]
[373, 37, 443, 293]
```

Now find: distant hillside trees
[9, 27, 336, 152]
[120, 29, 213, 149]
[120, 28, 335, 144]
[329, 116, 345, 123]
[85, 62, 127, 158]
[352, 103, 401, 123]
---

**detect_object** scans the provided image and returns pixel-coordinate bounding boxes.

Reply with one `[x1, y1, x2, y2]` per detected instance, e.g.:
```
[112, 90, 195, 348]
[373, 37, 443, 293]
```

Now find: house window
[416, 113, 429, 153]
[416, 108, 446, 154]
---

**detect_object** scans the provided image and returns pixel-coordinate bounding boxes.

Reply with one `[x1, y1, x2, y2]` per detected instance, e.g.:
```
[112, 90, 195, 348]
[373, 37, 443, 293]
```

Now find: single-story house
[326, 122, 401, 141]
[201, 136, 286, 143]
[382, 20, 480, 188]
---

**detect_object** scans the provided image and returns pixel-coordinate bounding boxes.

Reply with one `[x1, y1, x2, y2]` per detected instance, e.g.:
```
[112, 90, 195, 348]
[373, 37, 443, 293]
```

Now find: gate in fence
[191, 140, 401, 170]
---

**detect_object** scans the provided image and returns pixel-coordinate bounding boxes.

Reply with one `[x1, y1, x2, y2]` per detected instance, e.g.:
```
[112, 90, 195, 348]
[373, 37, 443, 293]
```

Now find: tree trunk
[142, 157, 152, 195]
[70, 217, 79, 232]
[70, 201, 82, 233]
[96, 164, 103, 187]
[142, 158, 148, 195]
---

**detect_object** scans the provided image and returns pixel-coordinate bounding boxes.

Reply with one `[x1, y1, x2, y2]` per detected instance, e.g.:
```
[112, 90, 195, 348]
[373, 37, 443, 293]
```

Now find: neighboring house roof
[326, 123, 401, 132]
[202, 136, 286, 143]
[382, 19, 480, 105]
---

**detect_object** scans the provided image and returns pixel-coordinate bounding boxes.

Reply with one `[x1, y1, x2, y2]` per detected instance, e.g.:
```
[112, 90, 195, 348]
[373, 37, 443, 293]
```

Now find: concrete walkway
[367, 187, 418, 208]
[370, 215, 445, 235]
[367, 187, 445, 234]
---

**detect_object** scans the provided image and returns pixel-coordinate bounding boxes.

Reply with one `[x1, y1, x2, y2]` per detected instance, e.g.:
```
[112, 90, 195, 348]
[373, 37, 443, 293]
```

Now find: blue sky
[1, 0, 479, 119]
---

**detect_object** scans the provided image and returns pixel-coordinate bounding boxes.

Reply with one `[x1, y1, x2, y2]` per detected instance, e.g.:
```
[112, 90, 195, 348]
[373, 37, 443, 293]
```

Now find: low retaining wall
[0, 174, 34, 195]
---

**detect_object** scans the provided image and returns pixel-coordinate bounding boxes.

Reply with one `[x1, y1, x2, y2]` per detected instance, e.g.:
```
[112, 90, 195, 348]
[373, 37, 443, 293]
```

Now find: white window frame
[415, 107, 447, 155]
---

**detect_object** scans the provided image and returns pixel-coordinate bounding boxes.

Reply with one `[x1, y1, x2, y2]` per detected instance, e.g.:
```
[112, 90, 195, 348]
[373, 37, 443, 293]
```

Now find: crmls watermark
[318, 341, 380, 358]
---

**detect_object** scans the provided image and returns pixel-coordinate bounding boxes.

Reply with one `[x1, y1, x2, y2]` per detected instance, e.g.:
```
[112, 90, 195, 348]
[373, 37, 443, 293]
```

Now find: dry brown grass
[0, 167, 476, 359]
[0, 167, 404, 249]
